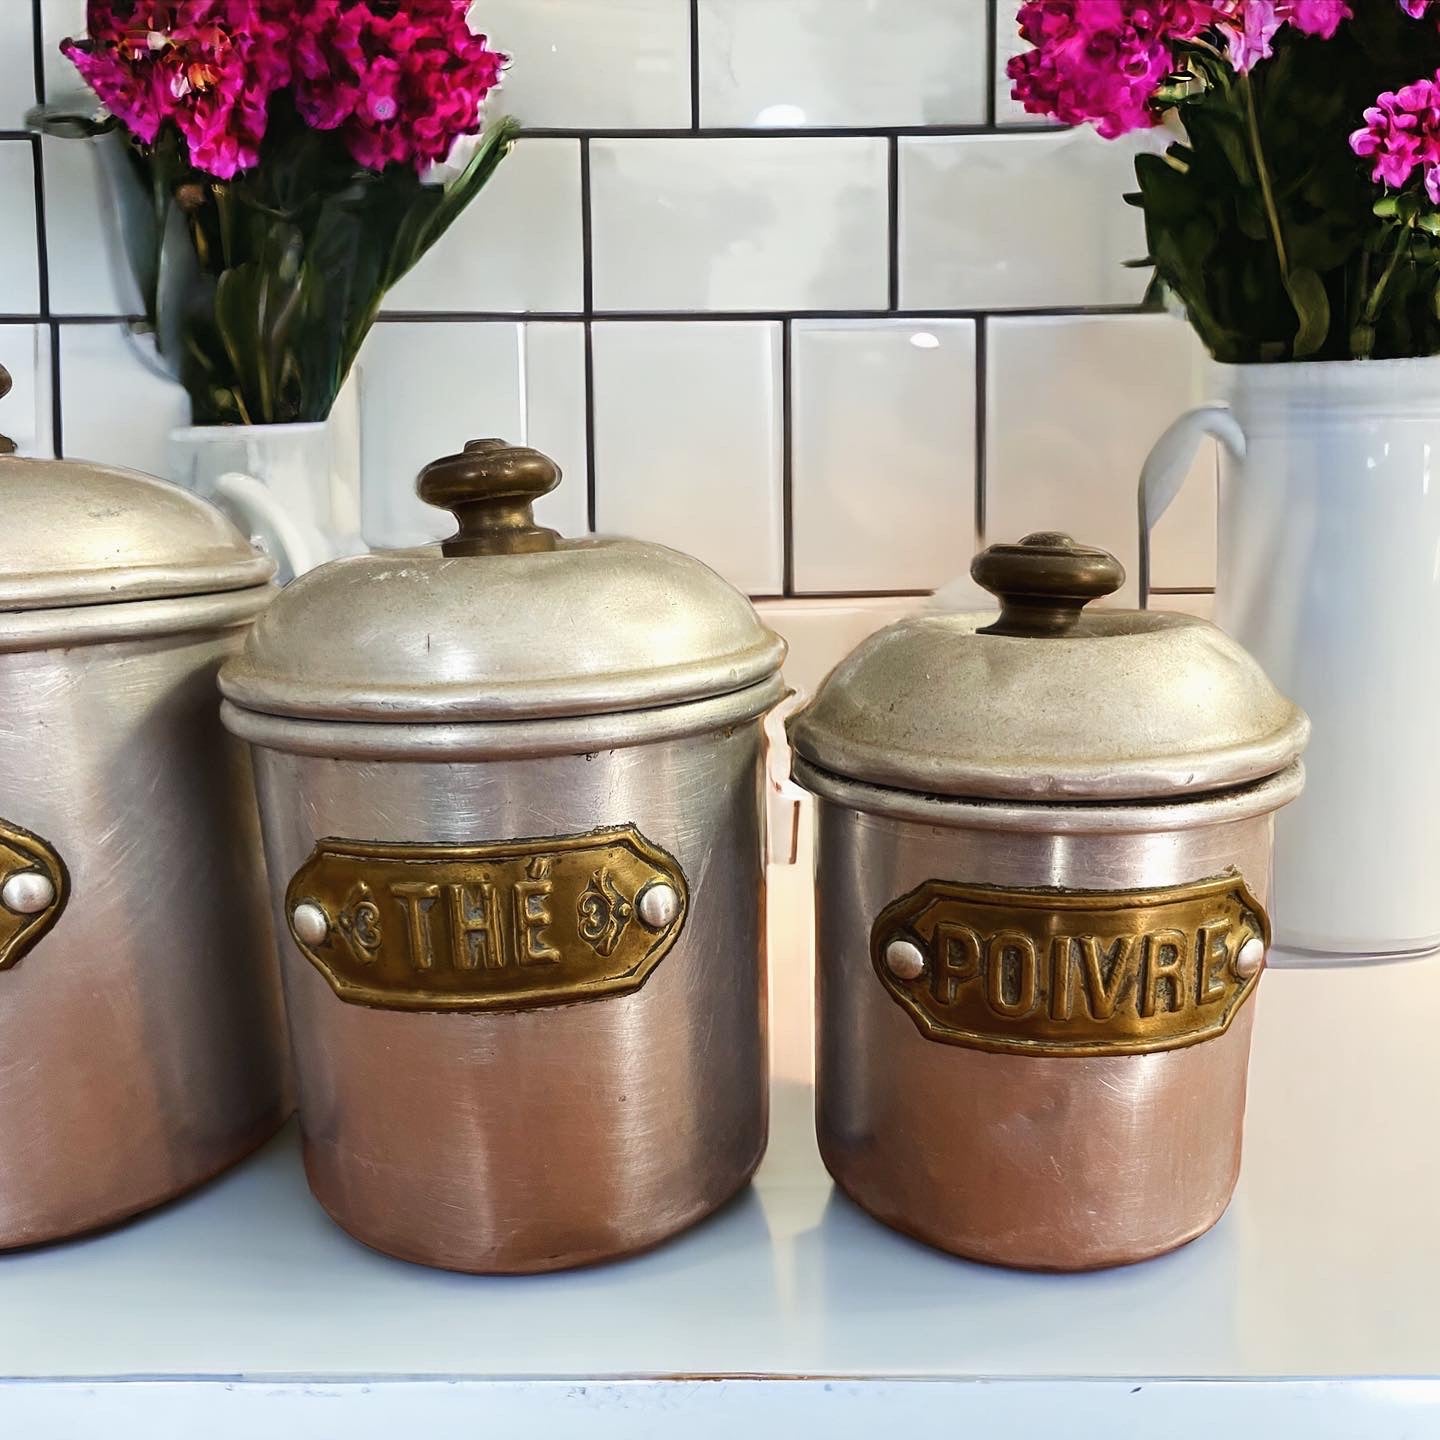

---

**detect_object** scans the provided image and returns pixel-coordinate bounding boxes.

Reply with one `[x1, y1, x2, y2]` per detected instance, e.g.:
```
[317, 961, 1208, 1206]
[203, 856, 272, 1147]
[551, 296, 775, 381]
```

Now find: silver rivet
[885, 937, 927, 981]
[1, 870, 54, 916]
[1236, 936, 1266, 979]
[637, 882, 680, 930]
[292, 901, 330, 947]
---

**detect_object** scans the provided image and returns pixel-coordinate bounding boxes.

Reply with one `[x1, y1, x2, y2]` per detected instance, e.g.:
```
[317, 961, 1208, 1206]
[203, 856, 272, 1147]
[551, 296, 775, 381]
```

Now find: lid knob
[418, 439, 562, 558]
[0, 363, 15, 456]
[972, 532, 1124, 638]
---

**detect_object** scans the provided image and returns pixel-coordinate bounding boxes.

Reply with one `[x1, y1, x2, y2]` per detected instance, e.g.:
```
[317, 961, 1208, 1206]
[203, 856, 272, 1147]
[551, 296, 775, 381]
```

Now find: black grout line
[583, 321, 597, 534]
[781, 320, 794, 597]
[986, 0, 1000, 129]
[28, 135, 49, 320]
[579, 137, 595, 532]
[30, 0, 45, 106]
[48, 319, 62, 458]
[1149, 588, 1217, 596]
[6, 313, 142, 325]
[375, 303, 1152, 325]
[578, 138, 594, 314]
[688, 0, 701, 130]
[514, 123, 1068, 141]
[974, 316, 988, 547]
[886, 136, 900, 313]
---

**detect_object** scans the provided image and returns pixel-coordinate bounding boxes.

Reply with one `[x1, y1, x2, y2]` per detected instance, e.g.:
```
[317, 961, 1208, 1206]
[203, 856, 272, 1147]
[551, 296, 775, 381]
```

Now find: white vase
[167, 380, 364, 583]
[1141, 357, 1440, 963]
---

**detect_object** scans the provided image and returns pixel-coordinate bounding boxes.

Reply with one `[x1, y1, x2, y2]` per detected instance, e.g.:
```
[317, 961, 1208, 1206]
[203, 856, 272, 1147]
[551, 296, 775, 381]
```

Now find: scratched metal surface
[813, 796, 1275, 1270]
[0, 632, 289, 1247]
[251, 722, 769, 1272]
[0, 959, 1434, 1378]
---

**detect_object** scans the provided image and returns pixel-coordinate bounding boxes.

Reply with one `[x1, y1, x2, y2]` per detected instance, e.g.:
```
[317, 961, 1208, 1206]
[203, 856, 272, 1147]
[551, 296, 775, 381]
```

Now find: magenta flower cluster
[1007, 1, 1355, 138]
[1351, 78, 1440, 204]
[61, 0, 507, 180]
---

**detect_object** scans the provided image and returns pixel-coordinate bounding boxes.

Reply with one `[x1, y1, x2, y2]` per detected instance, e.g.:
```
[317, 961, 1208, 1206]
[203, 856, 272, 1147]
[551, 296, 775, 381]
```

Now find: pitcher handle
[1138, 404, 1247, 608]
[763, 689, 807, 867]
[211, 470, 325, 584]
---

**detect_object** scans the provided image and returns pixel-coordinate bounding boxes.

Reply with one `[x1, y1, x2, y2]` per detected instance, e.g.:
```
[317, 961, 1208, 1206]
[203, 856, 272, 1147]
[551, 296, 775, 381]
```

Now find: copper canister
[219, 440, 787, 1273]
[0, 376, 289, 1248]
[790, 533, 1309, 1271]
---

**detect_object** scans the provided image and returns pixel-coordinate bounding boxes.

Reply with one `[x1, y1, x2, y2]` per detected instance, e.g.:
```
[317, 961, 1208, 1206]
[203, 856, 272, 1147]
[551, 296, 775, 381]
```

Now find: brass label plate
[871, 873, 1268, 1058]
[286, 825, 688, 1012]
[0, 818, 68, 973]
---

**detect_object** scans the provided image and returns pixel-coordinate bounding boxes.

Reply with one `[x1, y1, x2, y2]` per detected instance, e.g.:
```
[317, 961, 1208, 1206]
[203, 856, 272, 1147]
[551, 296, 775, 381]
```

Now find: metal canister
[790, 533, 1309, 1270]
[0, 385, 288, 1248]
[219, 440, 786, 1273]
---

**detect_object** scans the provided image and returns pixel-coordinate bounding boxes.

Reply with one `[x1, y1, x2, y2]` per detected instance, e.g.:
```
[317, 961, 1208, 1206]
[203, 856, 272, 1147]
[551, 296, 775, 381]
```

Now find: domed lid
[0, 368, 273, 612]
[220, 439, 786, 724]
[790, 532, 1308, 803]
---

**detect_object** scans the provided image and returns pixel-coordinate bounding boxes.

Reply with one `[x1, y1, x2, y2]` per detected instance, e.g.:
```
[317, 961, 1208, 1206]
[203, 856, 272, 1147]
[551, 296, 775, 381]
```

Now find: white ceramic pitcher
[168, 381, 364, 583]
[1140, 358, 1440, 963]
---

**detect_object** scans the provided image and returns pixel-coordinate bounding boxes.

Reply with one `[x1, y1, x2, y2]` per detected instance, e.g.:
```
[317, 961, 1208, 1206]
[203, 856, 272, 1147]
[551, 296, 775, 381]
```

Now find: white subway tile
[985, 313, 1217, 602]
[591, 138, 888, 312]
[384, 139, 582, 314]
[900, 130, 1153, 310]
[0, 324, 52, 457]
[42, 135, 141, 317]
[58, 325, 189, 474]
[755, 596, 925, 701]
[358, 320, 587, 550]
[39, 0, 86, 106]
[1154, 592, 1215, 621]
[486, 0, 691, 129]
[698, 0, 986, 128]
[791, 319, 976, 594]
[592, 322, 783, 594]
[0, 5, 37, 130]
[0, 143, 39, 315]
[521, 324, 590, 536]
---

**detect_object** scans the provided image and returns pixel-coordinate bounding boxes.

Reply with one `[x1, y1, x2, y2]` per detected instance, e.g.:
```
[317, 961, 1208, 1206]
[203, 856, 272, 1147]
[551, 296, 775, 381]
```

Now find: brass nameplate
[286, 825, 688, 1012]
[872, 873, 1267, 1058]
[0, 818, 68, 973]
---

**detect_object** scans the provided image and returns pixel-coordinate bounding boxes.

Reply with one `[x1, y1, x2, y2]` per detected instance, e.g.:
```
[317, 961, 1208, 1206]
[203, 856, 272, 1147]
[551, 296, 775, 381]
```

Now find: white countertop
[1, 945, 1438, 1435]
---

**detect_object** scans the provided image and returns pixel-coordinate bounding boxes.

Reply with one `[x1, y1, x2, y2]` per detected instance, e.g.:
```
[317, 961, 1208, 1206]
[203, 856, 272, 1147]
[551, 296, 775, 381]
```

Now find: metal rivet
[1, 870, 54, 916]
[637, 882, 680, 930]
[292, 901, 330, 947]
[885, 937, 927, 981]
[1236, 936, 1266, 979]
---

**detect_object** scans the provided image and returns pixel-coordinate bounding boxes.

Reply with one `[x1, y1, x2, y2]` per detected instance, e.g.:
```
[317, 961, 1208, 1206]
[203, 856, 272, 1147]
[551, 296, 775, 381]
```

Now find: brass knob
[417, 439, 562, 557]
[972, 532, 1124, 638]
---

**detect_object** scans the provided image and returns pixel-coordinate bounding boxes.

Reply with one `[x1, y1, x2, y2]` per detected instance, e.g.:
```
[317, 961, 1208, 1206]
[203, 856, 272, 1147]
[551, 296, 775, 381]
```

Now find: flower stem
[1364, 218, 1415, 327]
[1242, 73, 1290, 281]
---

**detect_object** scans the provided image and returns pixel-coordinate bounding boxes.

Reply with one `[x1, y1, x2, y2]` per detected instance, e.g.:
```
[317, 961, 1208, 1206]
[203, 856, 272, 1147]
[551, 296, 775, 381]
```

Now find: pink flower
[1351, 73, 1440, 203]
[1220, 2, 1352, 73]
[293, 1, 507, 173]
[61, 0, 289, 179]
[1008, 1, 1224, 138]
[1005, 0, 1359, 135]
[1399, 1, 1434, 17]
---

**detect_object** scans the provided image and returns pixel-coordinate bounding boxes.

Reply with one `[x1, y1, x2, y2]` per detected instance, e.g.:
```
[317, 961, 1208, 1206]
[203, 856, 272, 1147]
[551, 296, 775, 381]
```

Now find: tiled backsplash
[0, 0, 1217, 656]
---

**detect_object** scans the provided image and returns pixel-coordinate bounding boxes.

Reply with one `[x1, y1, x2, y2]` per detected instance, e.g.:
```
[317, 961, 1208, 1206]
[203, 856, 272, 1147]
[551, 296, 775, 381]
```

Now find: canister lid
[789, 532, 1309, 803]
[0, 363, 274, 612]
[219, 439, 786, 724]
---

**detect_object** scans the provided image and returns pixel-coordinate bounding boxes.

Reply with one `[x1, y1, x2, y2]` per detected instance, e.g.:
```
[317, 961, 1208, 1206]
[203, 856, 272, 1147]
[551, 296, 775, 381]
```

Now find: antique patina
[791, 532, 1307, 1271]
[221, 439, 785, 1274]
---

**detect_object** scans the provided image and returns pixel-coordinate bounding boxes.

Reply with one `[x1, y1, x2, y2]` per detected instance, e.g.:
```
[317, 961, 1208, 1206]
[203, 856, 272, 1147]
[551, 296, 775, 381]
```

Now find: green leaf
[1285, 266, 1330, 358]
